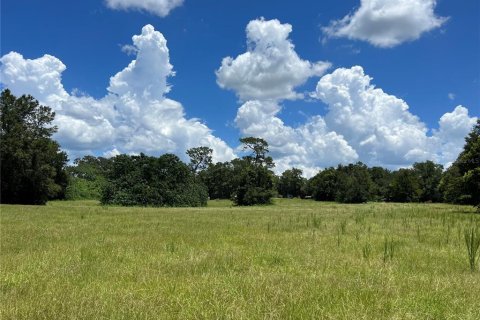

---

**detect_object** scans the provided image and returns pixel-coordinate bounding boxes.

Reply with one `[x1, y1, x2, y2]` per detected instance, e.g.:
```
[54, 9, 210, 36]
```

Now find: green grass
[1, 199, 480, 319]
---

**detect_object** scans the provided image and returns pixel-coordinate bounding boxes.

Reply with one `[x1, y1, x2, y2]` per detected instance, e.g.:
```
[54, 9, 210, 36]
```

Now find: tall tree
[239, 137, 274, 168]
[232, 137, 275, 205]
[0, 89, 68, 204]
[186, 146, 213, 174]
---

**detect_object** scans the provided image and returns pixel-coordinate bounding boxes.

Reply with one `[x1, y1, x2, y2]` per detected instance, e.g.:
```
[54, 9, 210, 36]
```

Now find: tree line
[1, 90, 479, 208]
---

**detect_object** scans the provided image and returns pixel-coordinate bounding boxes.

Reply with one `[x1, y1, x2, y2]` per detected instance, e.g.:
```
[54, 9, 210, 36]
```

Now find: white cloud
[323, 0, 448, 48]
[432, 106, 477, 166]
[448, 93, 455, 100]
[229, 63, 477, 175]
[216, 18, 331, 101]
[316, 66, 432, 166]
[235, 100, 359, 176]
[105, 0, 183, 17]
[0, 24, 235, 163]
[103, 148, 121, 158]
[215, 19, 476, 176]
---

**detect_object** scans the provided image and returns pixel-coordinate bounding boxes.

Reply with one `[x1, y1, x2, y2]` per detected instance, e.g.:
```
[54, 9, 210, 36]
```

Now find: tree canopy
[186, 146, 213, 174]
[101, 153, 208, 207]
[0, 89, 68, 204]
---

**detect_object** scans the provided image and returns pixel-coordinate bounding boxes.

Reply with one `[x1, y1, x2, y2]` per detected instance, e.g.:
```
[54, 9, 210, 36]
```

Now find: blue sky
[1, 0, 479, 175]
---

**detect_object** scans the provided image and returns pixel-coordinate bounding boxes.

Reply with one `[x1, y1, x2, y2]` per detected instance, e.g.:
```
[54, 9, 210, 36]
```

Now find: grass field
[1, 199, 480, 319]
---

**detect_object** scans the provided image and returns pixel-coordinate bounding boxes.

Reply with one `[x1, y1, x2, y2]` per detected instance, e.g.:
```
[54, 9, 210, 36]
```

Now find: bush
[100, 153, 207, 207]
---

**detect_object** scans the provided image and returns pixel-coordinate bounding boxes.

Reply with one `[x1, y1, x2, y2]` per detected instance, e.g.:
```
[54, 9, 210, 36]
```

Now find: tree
[186, 146, 213, 174]
[413, 161, 443, 202]
[455, 120, 480, 208]
[65, 156, 110, 200]
[202, 162, 235, 199]
[335, 162, 372, 203]
[239, 137, 274, 168]
[101, 153, 208, 207]
[0, 89, 68, 204]
[277, 168, 306, 198]
[369, 166, 393, 201]
[232, 137, 275, 205]
[439, 165, 469, 204]
[387, 169, 421, 202]
[307, 167, 338, 201]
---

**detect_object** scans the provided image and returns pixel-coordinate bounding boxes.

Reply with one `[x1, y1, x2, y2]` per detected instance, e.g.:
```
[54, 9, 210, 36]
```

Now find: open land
[1, 200, 480, 319]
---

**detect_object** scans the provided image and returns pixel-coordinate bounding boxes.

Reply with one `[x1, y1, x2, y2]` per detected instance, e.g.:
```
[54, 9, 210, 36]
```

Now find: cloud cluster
[323, 0, 448, 48]
[105, 0, 183, 17]
[216, 18, 331, 101]
[0, 25, 235, 163]
[218, 19, 476, 176]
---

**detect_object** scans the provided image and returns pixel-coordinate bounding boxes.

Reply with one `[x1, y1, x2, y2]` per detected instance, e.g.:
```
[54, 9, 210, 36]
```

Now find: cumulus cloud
[432, 106, 478, 166]
[228, 62, 476, 175]
[235, 100, 358, 175]
[316, 66, 432, 166]
[216, 18, 477, 176]
[323, 0, 448, 48]
[105, 0, 183, 17]
[216, 18, 331, 101]
[0, 24, 235, 163]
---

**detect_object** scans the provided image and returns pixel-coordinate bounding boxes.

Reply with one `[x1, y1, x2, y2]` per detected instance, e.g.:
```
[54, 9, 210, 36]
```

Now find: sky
[1, 0, 479, 176]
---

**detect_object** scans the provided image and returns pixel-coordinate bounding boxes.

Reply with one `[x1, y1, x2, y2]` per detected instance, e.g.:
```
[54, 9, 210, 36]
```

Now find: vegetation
[464, 227, 480, 271]
[231, 137, 276, 206]
[100, 153, 208, 207]
[65, 156, 109, 200]
[1, 89, 478, 209]
[1, 200, 479, 319]
[440, 119, 480, 208]
[277, 168, 306, 198]
[0, 89, 68, 204]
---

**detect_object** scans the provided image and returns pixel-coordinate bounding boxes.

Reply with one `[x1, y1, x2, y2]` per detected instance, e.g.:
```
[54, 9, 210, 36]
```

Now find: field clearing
[1, 199, 480, 319]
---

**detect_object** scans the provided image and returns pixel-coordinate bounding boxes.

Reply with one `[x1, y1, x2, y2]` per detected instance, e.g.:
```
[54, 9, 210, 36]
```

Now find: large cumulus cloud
[0, 24, 235, 162]
[218, 19, 476, 176]
[216, 18, 331, 101]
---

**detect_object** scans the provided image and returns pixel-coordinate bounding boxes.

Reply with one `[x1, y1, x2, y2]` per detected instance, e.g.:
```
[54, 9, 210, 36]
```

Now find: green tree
[202, 161, 235, 199]
[387, 169, 421, 202]
[239, 137, 274, 168]
[456, 120, 480, 208]
[277, 168, 306, 198]
[307, 167, 338, 201]
[65, 156, 110, 200]
[335, 162, 372, 203]
[232, 137, 275, 206]
[186, 146, 213, 174]
[413, 160, 443, 202]
[439, 165, 469, 204]
[368, 166, 393, 201]
[101, 153, 207, 207]
[0, 89, 68, 204]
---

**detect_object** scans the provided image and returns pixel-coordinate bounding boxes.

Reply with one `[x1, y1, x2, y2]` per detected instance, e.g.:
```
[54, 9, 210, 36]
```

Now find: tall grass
[464, 227, 480, 271]
[1, 199, 480, 319]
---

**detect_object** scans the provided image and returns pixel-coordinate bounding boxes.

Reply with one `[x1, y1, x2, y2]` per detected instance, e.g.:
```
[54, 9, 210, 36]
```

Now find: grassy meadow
[1, 199, 480, 319]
